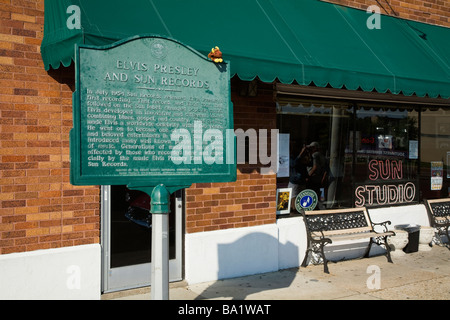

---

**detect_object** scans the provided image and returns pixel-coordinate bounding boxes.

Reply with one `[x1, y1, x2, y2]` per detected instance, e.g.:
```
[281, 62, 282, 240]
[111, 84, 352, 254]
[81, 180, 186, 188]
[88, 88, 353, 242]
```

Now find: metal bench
[301, 207, 395, 273]
[424, 198, 450, 247]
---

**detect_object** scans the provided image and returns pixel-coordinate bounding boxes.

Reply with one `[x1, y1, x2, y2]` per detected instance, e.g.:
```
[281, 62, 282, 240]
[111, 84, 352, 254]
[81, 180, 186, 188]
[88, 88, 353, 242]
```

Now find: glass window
[353, 105, 419, 207]
[276, 95, 450, 212]
[420, 108, 450, 200]
[277, 101, 353, 210]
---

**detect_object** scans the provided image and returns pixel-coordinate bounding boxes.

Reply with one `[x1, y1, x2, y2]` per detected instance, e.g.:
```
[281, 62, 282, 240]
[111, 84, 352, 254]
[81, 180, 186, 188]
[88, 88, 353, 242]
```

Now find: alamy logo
[366, 5, 381, 30]
[66, 5, 81, 30]
[366, 265, 381, 289]
[171, 121, 279, 174]
[66, 265, 81, 290]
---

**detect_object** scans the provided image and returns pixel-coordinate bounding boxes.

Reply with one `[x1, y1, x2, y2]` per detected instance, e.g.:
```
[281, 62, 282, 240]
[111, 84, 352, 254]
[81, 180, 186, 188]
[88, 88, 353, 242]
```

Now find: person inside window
[306, 142, 328, 207]
[288, 141, 310, 209]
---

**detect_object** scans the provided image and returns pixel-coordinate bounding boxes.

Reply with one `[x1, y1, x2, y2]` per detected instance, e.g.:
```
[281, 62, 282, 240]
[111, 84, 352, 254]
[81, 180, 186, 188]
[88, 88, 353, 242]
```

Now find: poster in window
[277, 133, 290, 178]
[378, 135, 392, 150]
[409, 140, 418, 159]
[447, 152, 450, 179]
[431, 161, 443, 191]
[276, 188, 292, 215]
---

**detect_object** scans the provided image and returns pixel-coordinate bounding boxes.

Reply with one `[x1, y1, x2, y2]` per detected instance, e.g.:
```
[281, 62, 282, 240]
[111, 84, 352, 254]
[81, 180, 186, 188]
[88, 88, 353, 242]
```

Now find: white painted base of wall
[185, 224, 279, 284]
[0, 244, 101, 300]
[368, 204, 430, 229]
[185, 204, 431, 284]
[277, 217, 308, 269]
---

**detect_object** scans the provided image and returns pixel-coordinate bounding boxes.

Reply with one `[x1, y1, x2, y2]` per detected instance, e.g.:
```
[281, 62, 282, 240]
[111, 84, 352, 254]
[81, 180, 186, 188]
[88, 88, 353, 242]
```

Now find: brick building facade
[0, 1, 99, 255]
[0, 0, 449, 298]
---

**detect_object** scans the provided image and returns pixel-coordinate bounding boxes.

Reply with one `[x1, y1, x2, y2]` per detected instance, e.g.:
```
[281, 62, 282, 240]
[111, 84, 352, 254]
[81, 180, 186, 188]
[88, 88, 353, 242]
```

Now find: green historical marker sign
[70, 36, 236, 191]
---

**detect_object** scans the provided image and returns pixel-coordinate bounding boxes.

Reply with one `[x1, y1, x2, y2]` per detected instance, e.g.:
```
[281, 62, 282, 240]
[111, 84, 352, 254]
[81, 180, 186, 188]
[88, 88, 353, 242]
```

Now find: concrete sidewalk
[102, 245, 450, 300]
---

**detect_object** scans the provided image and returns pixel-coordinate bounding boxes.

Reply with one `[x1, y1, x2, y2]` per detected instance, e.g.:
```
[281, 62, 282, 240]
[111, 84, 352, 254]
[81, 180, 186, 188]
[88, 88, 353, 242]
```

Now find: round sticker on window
[295, 189, 318, 212]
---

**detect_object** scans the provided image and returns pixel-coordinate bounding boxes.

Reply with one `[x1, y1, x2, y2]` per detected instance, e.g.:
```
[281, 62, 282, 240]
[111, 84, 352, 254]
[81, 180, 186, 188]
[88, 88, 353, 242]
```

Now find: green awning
[41, 0, 450, 99]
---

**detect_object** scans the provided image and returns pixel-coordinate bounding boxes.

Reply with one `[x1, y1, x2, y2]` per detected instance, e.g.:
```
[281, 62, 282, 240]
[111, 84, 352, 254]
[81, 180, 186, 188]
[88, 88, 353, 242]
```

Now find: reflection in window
[277, 101, 353, 209]
[276, 100, 425, 210]
[276, 98, 450, 209]
[420, 108, 450, 199]
[353, 106, 419, 207]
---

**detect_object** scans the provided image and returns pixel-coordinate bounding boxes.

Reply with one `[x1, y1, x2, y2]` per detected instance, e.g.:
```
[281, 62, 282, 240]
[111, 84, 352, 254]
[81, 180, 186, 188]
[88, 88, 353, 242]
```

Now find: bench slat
[319, 226, 373, 237]
[311, 231, 394, 241]
[435, 216, 450, 223]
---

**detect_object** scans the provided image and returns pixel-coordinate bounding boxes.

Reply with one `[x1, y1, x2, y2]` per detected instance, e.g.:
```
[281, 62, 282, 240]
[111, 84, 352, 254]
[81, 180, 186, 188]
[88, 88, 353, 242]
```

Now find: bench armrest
[371, 220, 392, 233]
[311, 236, 332, 245]
[309, 230, 333, 245]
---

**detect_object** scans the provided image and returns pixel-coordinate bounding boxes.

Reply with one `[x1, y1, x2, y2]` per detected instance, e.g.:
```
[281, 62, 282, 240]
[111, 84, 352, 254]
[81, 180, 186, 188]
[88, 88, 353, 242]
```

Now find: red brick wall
[323, 0, 450, 27]
[0, 0, 100, 254]
[185, 79, 277, 233]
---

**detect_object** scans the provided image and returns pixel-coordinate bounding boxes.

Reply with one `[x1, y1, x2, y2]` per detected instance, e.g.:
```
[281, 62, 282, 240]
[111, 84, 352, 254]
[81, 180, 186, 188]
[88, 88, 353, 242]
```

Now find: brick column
[185, 79, 278, 233]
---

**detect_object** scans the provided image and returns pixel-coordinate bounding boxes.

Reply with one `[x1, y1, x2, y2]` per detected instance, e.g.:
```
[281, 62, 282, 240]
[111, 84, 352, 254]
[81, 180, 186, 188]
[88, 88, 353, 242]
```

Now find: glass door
[101, 185, 183, 293]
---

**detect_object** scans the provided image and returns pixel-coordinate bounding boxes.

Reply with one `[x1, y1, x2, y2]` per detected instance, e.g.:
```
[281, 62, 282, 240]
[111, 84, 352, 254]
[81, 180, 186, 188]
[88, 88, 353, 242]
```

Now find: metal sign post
[151, 212, 169, 299]
[150, 184, 170, 300]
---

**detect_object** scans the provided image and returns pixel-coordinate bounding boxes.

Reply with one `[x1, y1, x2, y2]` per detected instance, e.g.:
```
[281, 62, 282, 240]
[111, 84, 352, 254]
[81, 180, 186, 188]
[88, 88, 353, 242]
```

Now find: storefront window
[420, 108, 450, 200]
[277, 96, 450, 213]
[353, 105, 419, 207]
[277, 101, 354, 210]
